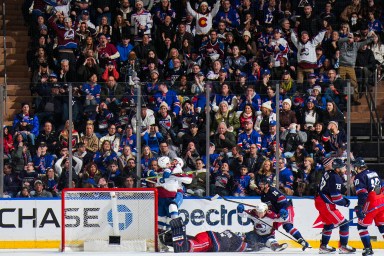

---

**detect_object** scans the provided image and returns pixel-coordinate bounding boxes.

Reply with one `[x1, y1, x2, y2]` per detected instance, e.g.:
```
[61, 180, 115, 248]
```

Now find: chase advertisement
[0, 197, 382, 248]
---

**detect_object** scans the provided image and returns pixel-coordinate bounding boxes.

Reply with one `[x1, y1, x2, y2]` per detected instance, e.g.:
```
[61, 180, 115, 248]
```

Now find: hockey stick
[221, 196, 308, 249]
[185, 191, 220, 201]
[319, 202, 384, 235]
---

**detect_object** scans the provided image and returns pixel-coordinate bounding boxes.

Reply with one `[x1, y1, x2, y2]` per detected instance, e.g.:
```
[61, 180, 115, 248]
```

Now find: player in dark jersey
[315, 158, 356, 254]
[165, 217, 254, 253]
[352, 157, 384, 256]
[257, 177, 311, 250]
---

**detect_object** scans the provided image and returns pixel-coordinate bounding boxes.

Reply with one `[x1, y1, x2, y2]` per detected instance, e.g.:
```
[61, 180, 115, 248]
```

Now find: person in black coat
[355, 44, 377, 92]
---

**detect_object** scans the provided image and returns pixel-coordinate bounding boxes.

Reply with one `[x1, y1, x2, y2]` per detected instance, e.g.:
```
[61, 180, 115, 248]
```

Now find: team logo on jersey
[198, 17, 208, 27]
[255, 223, 267, 233]
[107, 204, 133, 230]
[300, 47, 309, 56]
[64, 29, 75, 40]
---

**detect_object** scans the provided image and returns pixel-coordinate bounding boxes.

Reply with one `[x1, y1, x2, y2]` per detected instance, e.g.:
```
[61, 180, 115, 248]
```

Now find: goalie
[165, 217, 254, 253]
[156, 156, 192, 231]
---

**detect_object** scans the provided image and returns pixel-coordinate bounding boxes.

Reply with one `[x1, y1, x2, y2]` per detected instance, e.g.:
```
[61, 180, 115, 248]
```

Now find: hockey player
[164, 217, 252, 252]
[156, 156, 192, 231]
[257, 177, 311, 250]
[352, 157, 384, 256]
[315, 158, 356, 254]
[237, 202, 289, 252]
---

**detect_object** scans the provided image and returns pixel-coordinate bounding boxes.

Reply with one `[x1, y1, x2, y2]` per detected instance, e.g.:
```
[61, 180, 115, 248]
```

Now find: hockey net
[61, 188, 158, 252]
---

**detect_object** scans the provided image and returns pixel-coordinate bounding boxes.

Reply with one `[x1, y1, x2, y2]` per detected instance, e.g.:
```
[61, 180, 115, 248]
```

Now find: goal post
[61, 188, 158, 252]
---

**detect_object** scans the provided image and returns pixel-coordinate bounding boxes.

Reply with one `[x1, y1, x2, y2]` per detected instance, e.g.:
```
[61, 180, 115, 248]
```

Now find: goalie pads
[170, 217, 189, 253]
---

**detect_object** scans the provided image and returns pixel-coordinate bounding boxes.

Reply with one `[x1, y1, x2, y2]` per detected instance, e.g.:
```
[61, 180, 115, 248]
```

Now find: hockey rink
[1, 249, 384, 255]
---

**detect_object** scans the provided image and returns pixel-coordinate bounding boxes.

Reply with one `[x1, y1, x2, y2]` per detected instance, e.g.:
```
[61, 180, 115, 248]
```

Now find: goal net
[61, 188, 158, 252]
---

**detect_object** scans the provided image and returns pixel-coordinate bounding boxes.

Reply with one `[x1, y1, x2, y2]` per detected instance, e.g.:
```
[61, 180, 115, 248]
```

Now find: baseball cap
[34, 180, 43, 186]
[82, 10, 89, 15]
[107, 61, 114, 66]
[219, 68, 228, 73]
[262, 69, 271, 76]
[150, 69, 159, 75]
[269, 120, 277, 126]
[308, 73, 317, 79]
[189, 122, 198, 128]
[49, 73, 57, 78]
[39, 24, 48, 31]
[126, 124, 133, 129]
[282, 69, 290, 75]
[197, 71, 205, 76]
[39, 142, 47, 147]
[239, 72, 247, 78]
[274, 28, 283, 34]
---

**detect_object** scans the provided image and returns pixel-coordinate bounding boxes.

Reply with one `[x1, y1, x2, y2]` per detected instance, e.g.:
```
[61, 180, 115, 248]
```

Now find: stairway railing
[365, 68, 383, 162]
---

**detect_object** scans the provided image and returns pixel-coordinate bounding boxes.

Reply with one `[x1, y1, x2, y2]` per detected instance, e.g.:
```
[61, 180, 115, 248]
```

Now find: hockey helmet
[255, 203, 269, 213]
[352, 157, 366, 168]
[332, 158, 346, 169]
[173, 157, 184, 169]
[158, 156, 171, 169]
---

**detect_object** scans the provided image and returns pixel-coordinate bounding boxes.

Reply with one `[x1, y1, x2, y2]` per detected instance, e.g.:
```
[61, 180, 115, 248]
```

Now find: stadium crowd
[3, 0, 384, 197]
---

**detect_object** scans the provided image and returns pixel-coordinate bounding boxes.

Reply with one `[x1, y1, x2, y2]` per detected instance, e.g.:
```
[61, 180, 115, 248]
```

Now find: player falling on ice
[237, 202, 289, 252]
[352, 157, 384, 256]
[257, 177, 311, 250]
[315, 158, 356, 254]
[165, 203, 288, 253]
[156, 156, 192, 231]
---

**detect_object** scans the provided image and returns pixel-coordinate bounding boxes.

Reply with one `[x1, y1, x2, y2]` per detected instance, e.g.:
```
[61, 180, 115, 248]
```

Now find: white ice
[1, 249, 384, 255]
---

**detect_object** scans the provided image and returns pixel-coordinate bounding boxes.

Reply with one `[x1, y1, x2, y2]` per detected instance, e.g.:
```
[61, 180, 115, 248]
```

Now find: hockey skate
[319, 244, 336, 254]
[158, 230, 171, 252]
[362, 247, 374, 256]
[339, 244, 356, 254]
[270, 242, 288, 252]
[298, 238, 312, 251]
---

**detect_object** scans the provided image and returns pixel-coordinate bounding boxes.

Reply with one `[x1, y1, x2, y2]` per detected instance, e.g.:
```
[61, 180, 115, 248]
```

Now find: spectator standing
[48, 14, 78, 69]
[130, 0, 153, 42]
[186, 0, 221, 46]
[96, 34, 120, 68]
[290, 27, 326, 86]
[337, 32, 374, 105]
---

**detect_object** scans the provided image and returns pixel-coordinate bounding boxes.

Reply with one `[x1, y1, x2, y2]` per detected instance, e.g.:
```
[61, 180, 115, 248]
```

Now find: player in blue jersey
[352, 157, 384, 256]
[257, 177, 311, 250]
[315, 158, 356, 254]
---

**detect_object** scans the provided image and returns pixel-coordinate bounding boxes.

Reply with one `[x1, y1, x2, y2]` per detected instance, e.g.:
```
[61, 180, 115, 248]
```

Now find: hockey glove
[354, 205, 366, 219]
[237, 204, 245, 213]
[344, 197, 350, 207]
[279, 209, 288, 220]
[162, 171, 171, 179]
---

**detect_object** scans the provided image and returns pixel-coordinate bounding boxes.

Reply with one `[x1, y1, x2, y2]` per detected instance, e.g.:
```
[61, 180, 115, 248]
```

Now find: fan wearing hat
[297, 96, 322, 130]
[322, 120, 347, 152]
[265, 28, 289, 68]
[213, 101, 240, 135]
[30, 179, 53, 198]
[186, 0, 221, 38]
[255, 101, 277, 136]
[310, 85, 327, 109]
[279, 98, 298, 130]
[240, 30, 257, 60]
[279, 69, 296, 99]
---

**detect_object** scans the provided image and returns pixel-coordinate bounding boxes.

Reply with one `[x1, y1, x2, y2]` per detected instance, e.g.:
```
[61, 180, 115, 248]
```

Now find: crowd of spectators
[3, 0, 384, 197]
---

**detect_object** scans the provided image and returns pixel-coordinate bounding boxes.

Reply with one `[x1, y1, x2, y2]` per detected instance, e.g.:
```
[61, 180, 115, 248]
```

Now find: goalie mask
[158, 156, 171, 169]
